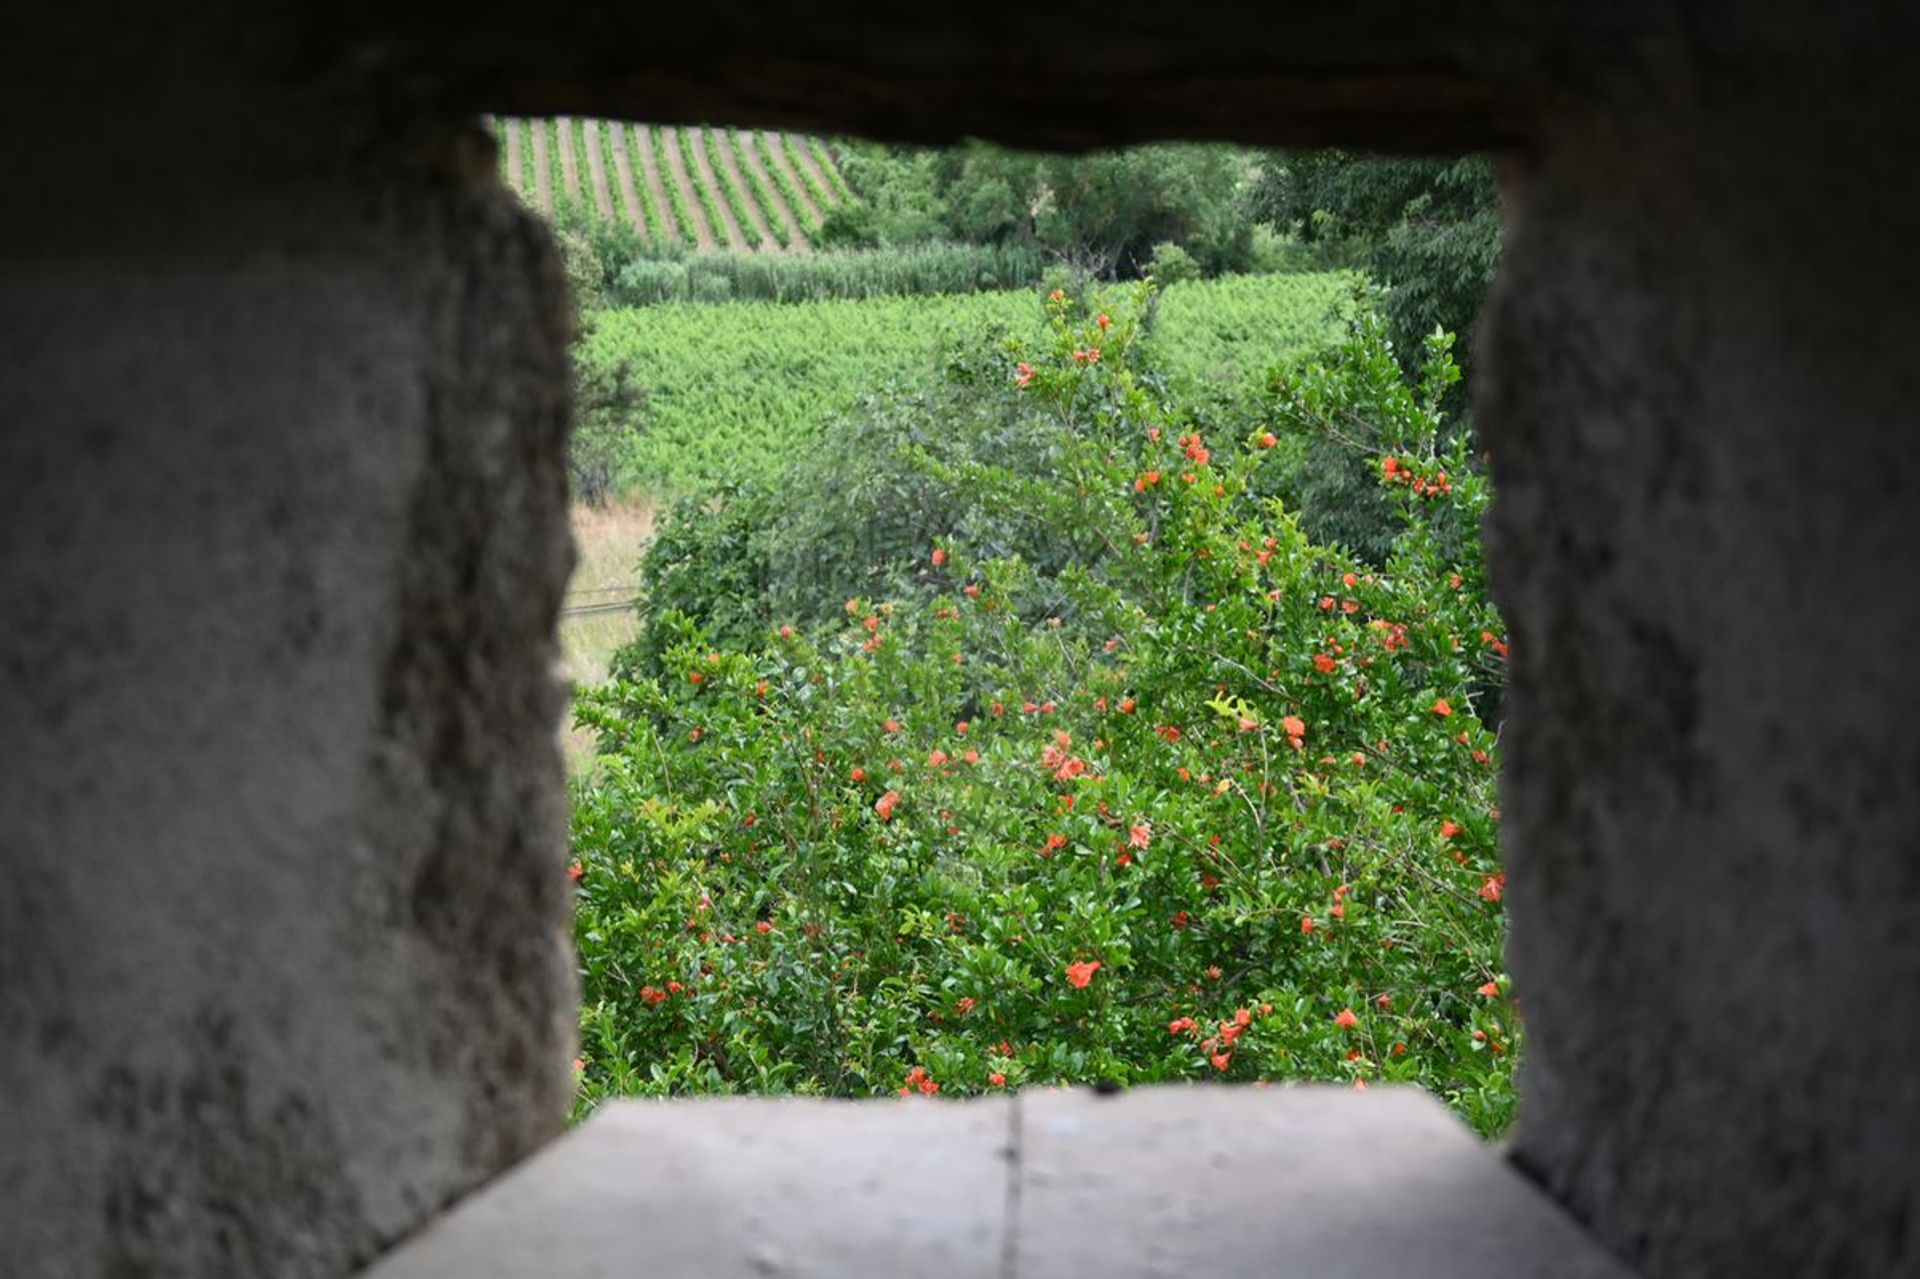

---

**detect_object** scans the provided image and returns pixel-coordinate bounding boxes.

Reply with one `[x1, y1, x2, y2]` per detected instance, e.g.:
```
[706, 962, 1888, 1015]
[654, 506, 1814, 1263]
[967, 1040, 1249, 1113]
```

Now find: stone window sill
[363, 1085, 1633, 1277]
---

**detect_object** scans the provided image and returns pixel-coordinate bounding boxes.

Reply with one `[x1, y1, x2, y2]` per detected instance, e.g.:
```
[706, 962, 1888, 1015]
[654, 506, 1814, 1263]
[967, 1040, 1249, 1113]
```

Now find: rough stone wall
[0, 115, 579, 1276]
[1480, 22, 1920, 1275]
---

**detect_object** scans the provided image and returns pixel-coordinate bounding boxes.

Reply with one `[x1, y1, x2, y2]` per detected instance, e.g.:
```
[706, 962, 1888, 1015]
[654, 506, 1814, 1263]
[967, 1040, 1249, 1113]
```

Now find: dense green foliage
[1254, 153, 1499, 374]
[569, 288, 1515, 1132]
[577, 272, 1350, 495]
[580, 235, 1048, 308]
[825, 140, 1264, 280]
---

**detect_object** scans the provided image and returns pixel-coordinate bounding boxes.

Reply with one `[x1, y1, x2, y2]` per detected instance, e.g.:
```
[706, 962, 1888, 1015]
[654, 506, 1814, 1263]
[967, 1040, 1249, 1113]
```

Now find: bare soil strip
[761, 132, 826, 226]
[504, 120, 524, 199]
[786, 133, 842, 207]
[710, 131, 785, 251]
[530, 121, 554, 215]
[658, 126, 718, 251]
[582, 119, 619, 223]
[556, 118, 584, 207]
[634, 126, 683, 245]
[607, 124, 649, 240]
[687, 129, 747, 250]
[736, 132, 812, 252]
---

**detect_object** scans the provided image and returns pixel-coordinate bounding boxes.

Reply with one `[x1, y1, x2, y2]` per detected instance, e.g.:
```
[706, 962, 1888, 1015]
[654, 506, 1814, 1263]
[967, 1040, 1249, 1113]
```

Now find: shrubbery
[569, 285, 1517, 1134]
[554, 208, 1049, 307]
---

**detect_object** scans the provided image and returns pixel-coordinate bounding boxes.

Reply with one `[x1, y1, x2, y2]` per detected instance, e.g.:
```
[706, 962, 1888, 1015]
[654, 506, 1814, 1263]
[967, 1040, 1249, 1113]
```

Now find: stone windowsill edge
[360, 1084, 1638, 1278]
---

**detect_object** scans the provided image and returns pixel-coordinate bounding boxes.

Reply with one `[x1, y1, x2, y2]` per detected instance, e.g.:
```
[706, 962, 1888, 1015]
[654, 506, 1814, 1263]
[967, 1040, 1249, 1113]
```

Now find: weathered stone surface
[1479, 27, 1920, 1278]
[363, 1098, 1014, 1278]
[1017, 1086, 1633, 1279]
[362, 1088, 1633, 1278]
[0, 139, 577, 1278]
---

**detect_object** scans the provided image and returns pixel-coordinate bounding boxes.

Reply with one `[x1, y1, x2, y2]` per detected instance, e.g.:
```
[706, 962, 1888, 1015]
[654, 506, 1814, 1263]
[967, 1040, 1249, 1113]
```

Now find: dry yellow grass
[559, 496, 657, 774]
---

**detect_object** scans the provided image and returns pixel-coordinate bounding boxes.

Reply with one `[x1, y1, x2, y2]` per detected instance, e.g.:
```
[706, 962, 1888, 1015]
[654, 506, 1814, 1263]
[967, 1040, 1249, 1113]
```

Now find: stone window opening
[5, 10, 1916, 1278]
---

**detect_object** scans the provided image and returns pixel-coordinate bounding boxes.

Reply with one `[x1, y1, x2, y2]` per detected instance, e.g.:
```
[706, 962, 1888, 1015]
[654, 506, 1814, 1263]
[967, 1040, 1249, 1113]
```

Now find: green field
[496, 119, 848, 253]
[582, 271, 1355, 494]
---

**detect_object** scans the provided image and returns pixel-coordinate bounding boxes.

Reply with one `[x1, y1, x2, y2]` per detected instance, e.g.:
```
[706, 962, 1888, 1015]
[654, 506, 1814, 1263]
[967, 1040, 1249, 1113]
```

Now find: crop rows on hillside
[580, 272, 1351, 494]
[496, 118, 850, 253]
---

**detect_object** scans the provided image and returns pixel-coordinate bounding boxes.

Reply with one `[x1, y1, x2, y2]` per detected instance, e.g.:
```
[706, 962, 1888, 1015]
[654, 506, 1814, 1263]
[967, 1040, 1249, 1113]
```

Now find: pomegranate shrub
[569, 286, 1516, 1134]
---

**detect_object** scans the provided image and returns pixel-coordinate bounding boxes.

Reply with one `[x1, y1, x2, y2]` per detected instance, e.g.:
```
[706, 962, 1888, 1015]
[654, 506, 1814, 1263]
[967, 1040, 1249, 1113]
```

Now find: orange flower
[567, 860, 584, 883]
[927, 749, 949, 767]
[1065, 960, 1102, 989]
[1477, 981, 1501, 997]
[1334, 1008, 1359, 1029]
[850, 766, 867, 782]
[1281, 714, 1306, 739]
[1312, 653, 1337, 674]
[956, 996, 976, 1015]
[778, 624, 794, 641]
[1431, 698, 1453, 717]
[1259, 431, 1277, 448]
[874, 790, 900, 821]
[989, 1072, 1007, 1087]
[931, 546, 947, 567]
[883, 718, 901, 733]
[1375, 994, 1392, 1009]
[1234, 1007, 1252, 1028]
[1210, 1052, 1232, 1072]
[1128, 822, 1151, 849]
[1300, 916, 1314, 934]
[1168, 1016, 1195, 1035]
[1479, 874, 1506, 903]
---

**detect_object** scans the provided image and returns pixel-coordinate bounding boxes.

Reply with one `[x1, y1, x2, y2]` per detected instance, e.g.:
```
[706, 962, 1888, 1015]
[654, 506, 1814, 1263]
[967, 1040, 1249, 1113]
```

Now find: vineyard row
[494, 118, 855, 255]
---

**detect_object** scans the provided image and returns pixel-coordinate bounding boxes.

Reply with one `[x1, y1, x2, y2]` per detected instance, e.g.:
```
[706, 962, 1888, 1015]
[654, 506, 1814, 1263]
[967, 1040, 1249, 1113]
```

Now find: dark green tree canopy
[1253, 151, 1498, 370]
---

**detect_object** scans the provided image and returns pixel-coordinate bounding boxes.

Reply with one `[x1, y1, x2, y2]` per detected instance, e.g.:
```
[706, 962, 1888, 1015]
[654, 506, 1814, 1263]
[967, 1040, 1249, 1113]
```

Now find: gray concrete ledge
[362, 1086, 1635, 1278]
